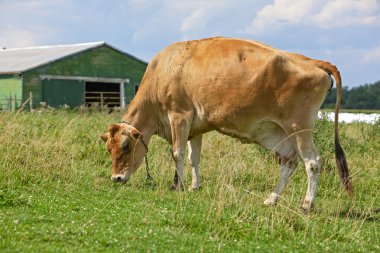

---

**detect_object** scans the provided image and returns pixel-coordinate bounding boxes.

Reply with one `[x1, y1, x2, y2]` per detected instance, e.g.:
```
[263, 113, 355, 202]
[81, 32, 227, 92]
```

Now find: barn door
[43, 79, 84, 107]
[85, 82, 120, 108]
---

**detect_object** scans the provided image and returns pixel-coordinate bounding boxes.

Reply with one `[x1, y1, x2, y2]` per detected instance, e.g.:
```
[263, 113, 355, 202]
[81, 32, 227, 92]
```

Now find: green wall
[22, 45, 147, 107]
[0, 75, 22, 111]
[43, 79, 84, 107]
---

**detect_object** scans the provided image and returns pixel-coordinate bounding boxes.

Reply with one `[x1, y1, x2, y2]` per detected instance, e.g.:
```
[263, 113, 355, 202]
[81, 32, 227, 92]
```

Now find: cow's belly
[188, 102, 284, 145]
[216, 120, 285, 146]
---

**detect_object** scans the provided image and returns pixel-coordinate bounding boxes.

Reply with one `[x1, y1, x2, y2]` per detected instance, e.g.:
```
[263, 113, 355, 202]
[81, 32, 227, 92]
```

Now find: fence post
[29, 91, 33, 111]
[14, 95, 17, 111]
[7, 96, 11, 112]
[120, 81, 125, 109]
[100, 92, 104, 112]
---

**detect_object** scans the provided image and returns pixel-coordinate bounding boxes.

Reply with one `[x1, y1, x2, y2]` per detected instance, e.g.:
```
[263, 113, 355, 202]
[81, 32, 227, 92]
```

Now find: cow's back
[142, 37, 331, 137]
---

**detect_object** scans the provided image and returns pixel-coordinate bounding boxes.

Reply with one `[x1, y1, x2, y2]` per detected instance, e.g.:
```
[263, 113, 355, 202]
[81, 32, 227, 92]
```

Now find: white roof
[0, 42, 105, 74]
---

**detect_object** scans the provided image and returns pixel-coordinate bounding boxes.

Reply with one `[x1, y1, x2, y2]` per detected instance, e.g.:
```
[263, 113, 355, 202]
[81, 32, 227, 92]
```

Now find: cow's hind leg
[297, 136, 321, 212]
[187, 135, 203, 191]
[257, 125, 298, 206]
[264, 152, 298, 205]
[287, 123, 321, 212]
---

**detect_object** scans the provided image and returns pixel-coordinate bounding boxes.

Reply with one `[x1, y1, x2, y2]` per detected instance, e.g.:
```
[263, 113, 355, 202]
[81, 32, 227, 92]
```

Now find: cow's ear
[100, 133, 109, 142]
[108, 124, 120, 138]
[130, 128, 142, 140]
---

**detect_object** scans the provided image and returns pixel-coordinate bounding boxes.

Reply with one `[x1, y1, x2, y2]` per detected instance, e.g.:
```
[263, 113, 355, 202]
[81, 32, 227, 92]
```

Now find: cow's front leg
[188, 135, 203, 191]
[169, 112, 191, 191]
[170, 148, 185, 190]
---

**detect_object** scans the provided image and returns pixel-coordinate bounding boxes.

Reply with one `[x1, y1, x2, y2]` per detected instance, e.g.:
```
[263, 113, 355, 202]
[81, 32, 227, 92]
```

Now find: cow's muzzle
[111, 174, 130, 183]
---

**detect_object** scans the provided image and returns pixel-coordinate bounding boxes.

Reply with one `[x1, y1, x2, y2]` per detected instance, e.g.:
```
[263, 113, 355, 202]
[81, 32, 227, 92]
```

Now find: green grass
[0, 111, 379, 252]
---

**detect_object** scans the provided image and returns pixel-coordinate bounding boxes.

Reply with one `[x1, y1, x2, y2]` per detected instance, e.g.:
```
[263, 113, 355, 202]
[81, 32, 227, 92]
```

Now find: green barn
[0, 42, 147, 110]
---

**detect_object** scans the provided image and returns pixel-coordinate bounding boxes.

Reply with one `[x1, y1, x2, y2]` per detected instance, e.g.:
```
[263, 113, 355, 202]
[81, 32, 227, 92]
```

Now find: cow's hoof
[188, 185, 202, 192]
[300, 201, 314, 213]
[263, 199, 277, 206]
[264, 193, 278, 206]
[169, 184, 184, 191]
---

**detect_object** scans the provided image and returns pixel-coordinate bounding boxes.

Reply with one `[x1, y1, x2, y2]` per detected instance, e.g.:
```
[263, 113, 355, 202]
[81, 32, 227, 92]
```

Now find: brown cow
[101, 37, 352, 211]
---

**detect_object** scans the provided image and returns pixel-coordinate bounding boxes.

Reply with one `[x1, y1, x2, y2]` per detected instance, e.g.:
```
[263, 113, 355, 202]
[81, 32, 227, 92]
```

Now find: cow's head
[101, 123, 146, 182]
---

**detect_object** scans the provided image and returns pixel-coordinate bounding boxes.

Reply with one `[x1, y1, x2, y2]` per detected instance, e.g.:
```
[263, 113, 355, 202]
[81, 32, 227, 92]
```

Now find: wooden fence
[1, 91, 123, 112]
[0, 92, 33, 112]
[84, 91, 120, 108]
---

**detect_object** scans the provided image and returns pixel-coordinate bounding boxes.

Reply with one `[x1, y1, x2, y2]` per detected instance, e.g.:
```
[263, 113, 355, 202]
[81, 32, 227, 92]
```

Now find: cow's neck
[122, 99, 157, 145]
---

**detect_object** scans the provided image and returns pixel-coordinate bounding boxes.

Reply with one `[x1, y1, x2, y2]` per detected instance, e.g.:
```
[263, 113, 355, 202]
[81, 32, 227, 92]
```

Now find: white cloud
[178, 0, 242, 40]
[0, 0, 69, 47]
[180, 7, 208, 34]
[250, 0, 318, 32]
[128, 0, 148, 4]
[130, 1, 236, 44]
[247, 0, 380, 34]
[126, 0, 150, 10]
[0, 0, 65, 16]
[0, 25, 41, 48]
[313, 0, 380, 28]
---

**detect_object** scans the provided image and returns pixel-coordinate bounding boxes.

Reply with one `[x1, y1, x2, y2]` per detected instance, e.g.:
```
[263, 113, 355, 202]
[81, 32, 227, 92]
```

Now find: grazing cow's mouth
[111, 174, 130, 183]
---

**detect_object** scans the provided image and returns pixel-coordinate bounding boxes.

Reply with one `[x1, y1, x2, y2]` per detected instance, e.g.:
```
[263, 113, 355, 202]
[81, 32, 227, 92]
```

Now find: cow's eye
[122, 144, 129, 153]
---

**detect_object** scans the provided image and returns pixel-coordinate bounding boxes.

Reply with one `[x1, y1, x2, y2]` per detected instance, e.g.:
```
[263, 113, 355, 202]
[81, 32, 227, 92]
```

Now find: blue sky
[1, 0, 379, 87]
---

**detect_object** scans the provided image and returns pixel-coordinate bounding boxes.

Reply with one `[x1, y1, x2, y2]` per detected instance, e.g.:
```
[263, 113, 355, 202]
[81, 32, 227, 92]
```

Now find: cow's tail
[314, 60, 353, 198]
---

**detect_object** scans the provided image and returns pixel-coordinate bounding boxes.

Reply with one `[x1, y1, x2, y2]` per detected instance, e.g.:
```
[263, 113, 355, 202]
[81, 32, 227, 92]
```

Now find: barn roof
[0, 42, 146, 75]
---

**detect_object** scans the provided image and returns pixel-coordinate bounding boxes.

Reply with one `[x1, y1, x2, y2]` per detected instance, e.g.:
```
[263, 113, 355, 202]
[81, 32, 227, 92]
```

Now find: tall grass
[0, 110, 379, 252]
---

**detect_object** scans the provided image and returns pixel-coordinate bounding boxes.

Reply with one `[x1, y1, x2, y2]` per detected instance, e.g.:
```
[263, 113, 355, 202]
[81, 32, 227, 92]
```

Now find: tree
[322, 86, 349, 109]
[321, 80, 380, 110]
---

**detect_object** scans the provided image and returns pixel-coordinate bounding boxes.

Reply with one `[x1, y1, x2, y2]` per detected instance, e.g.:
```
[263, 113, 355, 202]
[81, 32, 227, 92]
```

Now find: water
[318, 111, 380, 124]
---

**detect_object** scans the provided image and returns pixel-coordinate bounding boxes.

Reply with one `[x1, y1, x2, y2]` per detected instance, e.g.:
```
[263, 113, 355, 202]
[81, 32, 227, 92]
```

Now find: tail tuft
[335, 137, 353, 197]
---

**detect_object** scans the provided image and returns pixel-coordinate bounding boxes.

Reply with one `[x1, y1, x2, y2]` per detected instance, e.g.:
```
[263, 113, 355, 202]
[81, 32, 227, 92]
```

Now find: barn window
[85, 82, 120, 108]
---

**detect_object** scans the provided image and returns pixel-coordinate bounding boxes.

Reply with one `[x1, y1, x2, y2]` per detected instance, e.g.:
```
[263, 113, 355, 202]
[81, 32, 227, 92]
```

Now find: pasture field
[0, 110, 379, 252]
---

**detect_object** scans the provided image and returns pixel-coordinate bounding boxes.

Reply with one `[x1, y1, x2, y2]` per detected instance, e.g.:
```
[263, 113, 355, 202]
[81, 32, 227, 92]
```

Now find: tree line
[322, 80, 380, 110]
